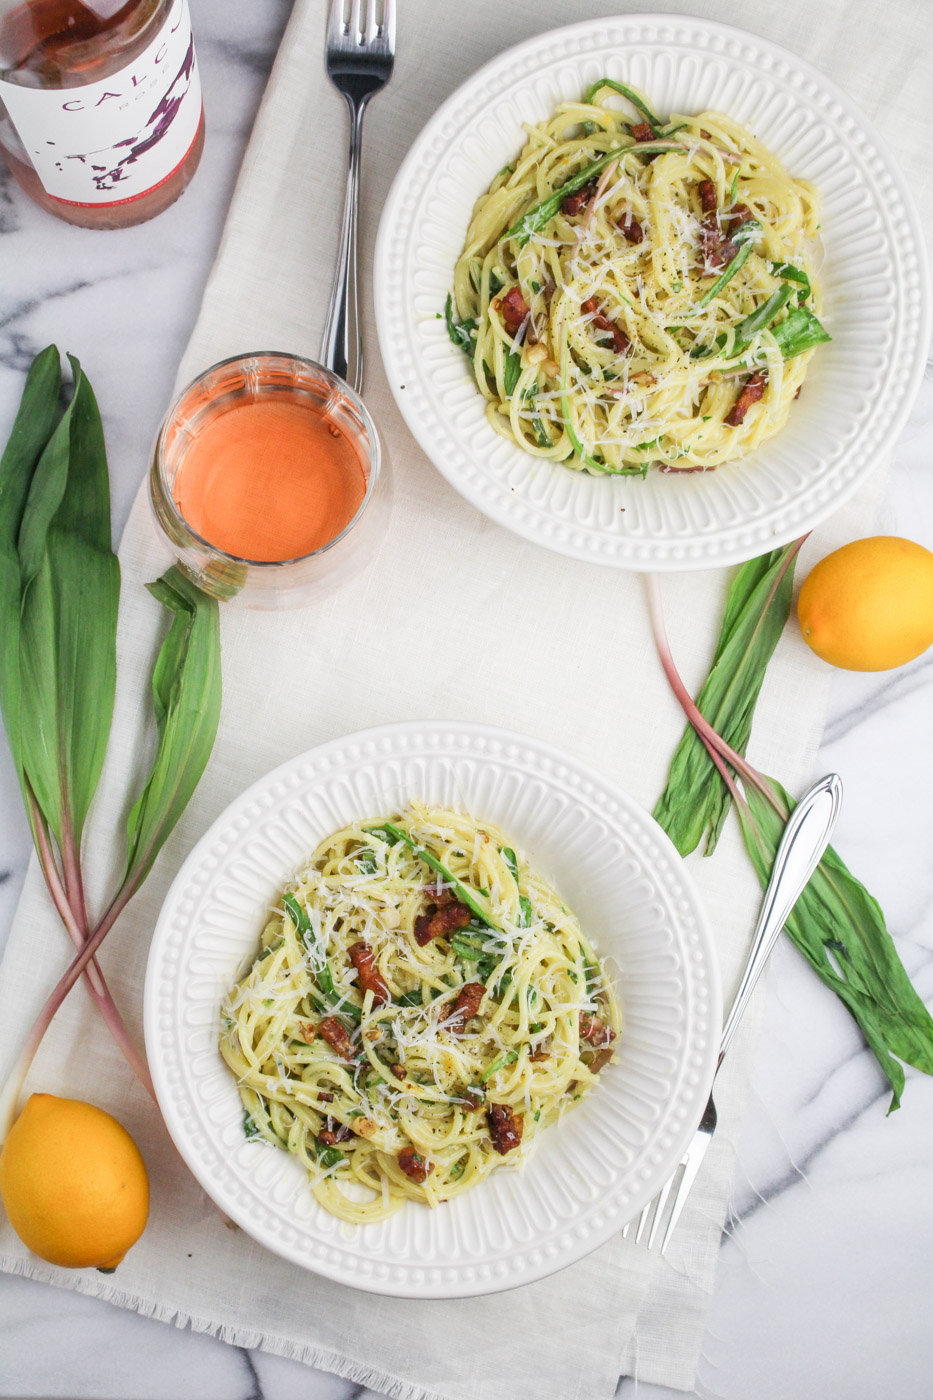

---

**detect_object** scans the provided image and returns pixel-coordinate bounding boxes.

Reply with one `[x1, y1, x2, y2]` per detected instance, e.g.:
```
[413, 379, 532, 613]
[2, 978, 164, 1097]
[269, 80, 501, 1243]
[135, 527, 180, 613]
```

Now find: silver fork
[322, 0, 396, 393]
[623, 771, 843, 1255]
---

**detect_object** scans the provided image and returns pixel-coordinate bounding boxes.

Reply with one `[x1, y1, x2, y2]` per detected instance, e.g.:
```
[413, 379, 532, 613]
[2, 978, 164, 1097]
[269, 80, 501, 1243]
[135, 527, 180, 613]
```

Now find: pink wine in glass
[0, 0, 203, 228]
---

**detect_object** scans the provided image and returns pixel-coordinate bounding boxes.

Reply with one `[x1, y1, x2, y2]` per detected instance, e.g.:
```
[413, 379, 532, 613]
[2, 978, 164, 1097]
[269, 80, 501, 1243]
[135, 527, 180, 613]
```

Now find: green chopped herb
[769, 305, 831, 361]
[771, 261, 811, 301]
[481, 1049, 520, 1081]
[582, 78, 662, 129]
[729, 284, 794, 355]
[503, 349, 522, 397]
[355, 848, 377, 874]
[444, 293, 477, 357]
[282, 891, 309, 934]
[316, 1142, 345, 1169]
[243, 1111, 262, 1140]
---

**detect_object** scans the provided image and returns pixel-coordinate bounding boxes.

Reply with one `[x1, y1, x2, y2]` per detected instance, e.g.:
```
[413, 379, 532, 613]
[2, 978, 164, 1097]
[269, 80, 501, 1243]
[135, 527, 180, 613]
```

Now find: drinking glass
[149, 351, 383, 607]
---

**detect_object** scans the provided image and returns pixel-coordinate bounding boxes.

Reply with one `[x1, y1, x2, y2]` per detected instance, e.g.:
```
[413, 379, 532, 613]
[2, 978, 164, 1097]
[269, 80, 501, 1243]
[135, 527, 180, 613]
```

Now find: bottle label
[0, 0, 201, 206]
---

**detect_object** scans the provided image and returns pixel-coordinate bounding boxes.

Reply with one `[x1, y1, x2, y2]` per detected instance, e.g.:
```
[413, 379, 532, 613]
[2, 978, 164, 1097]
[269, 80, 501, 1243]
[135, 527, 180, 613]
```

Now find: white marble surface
[1, 2, 933, 1397]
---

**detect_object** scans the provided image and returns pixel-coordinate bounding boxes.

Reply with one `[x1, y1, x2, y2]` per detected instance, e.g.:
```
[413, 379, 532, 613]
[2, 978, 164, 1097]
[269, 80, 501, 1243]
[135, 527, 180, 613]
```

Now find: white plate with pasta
[373, 15, 930, 571]
[144, 720, 720, 1297]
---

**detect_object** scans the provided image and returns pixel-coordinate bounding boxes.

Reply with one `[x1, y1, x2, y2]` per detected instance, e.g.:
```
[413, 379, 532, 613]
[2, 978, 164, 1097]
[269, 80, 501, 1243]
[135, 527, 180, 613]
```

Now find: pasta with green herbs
[220, 804, 621, 1224]
[447, 78, 829, 475]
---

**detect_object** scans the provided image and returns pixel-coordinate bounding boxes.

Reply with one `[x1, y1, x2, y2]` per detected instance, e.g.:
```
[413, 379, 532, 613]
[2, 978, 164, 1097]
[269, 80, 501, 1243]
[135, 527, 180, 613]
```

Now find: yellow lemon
[0, 1093, 149, 1270]
[798, 536, 933, 671]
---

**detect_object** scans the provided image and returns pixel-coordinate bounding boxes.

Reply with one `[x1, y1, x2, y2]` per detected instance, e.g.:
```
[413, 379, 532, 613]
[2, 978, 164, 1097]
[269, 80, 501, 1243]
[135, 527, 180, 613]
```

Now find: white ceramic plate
[374, 15, 931, 572]
[145, 721, 720, 1298]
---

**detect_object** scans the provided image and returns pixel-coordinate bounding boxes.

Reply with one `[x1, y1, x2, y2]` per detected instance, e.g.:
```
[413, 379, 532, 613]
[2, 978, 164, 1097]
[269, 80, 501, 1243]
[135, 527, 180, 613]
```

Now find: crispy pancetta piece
[318, 1016, 354, 1059]
[698, 178, 718, 214]
[561, 179, 596, 216]
[348, 940, 390, 1006]
[414, 899, 472, 946]
[493, 285, 530, 336]
[317, 1116, 352, 1147]
[487, 1103, 524, 1155]
[581, 296, 629, 354]
[398, 1145, 433, 1182]
[618, 211, 644, 244]
[446, 981, 486, 1032]
[725, 371, 766, 427]
[580, 1010, 615, 1050]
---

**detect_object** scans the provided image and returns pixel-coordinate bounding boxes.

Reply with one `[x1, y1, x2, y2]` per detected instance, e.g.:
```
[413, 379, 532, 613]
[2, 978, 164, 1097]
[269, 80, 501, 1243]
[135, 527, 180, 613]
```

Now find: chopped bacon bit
[561, 179, 596, 216]
[701, 213, 734, 270]
[414, 899, 472, 946]
[460, 1088, 484, 1110]
[316, 1091, 334, 1103]
[297, 1022, 317, 1044]
[488, 1103, 524, 1155]
[529, 1044, 550, 1062]
[348, 940, 390, 1007]
[494, 285, 530, 336]
[725, 371, 766, 427]
[582, 296, 629, 354]
[729, 203, 754, 229]
[447, 982, 486, 1032]
[318, 1115, 352, 1147]
[319, 1016, 354, 1059]
[398, 1145, 433, 1183]
[631, 121, 656, 142]
[589, 1047, 615, 1073]
[698, 179, 718, 214]
[580, 1011, 616, 1050]
[390, 1062, 407, 1080]
[795, 385, 802, 400]
[618, 211, 644, 244]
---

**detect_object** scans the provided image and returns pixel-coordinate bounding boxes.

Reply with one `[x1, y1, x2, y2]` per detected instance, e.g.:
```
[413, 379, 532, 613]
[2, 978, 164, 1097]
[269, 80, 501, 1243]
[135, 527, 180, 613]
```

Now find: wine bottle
[0, 0, 203, 228]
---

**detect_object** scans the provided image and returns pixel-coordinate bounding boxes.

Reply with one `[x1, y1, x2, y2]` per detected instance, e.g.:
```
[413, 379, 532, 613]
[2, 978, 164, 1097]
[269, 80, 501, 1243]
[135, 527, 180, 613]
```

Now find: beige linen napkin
[0, 2, 930, 1396]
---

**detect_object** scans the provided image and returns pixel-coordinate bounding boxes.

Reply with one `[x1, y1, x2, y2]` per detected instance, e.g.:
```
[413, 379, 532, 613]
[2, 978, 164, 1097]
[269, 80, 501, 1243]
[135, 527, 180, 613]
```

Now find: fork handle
[321, 96, 366, 393]
[717, 772, 843, 1068]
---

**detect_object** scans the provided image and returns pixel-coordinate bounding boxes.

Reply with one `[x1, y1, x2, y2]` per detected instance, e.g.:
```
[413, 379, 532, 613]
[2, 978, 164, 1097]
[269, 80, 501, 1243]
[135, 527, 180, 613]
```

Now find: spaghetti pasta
[219, 803, 621, 1224]
[449, 78, 829, 474]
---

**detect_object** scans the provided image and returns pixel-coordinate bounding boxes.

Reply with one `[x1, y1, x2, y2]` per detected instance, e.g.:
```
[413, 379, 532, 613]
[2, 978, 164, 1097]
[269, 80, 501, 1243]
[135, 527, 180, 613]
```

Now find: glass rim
[152, 350, 382, 570]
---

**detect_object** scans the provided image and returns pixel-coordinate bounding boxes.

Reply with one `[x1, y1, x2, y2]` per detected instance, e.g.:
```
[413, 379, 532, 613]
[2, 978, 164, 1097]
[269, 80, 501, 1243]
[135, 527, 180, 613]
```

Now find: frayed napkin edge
[0, 1251, 445, 1400]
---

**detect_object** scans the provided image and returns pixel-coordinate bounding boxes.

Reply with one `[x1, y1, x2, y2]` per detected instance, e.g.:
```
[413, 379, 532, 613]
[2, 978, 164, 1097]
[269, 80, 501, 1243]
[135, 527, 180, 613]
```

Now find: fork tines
[328, 0, 395, 49]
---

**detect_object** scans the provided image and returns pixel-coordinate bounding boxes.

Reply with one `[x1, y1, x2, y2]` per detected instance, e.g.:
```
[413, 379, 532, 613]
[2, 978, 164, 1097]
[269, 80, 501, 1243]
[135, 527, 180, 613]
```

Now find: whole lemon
[0, 1094, 149, 1270]
[798, 536, 933, 671]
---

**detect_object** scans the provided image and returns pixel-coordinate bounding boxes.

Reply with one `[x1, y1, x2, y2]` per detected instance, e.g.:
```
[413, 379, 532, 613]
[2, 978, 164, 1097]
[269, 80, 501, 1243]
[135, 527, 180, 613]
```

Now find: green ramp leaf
[653, 542, 799, 856]
[0, 346, 62, 792]
[123, 567, 222, 890]
[740, 779, 933, 1113]
[16, 353, 120, 849]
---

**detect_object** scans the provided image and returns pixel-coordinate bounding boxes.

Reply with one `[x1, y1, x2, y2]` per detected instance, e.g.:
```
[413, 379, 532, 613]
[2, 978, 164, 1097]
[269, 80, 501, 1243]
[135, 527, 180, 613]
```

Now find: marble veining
[1, 2, 932, 1398]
